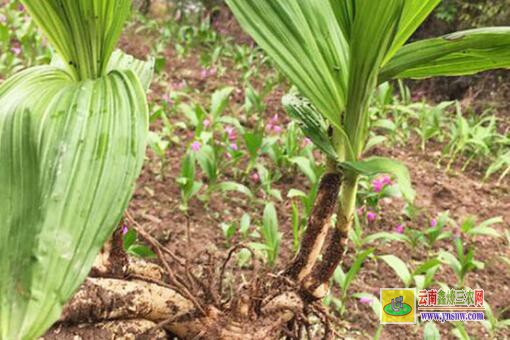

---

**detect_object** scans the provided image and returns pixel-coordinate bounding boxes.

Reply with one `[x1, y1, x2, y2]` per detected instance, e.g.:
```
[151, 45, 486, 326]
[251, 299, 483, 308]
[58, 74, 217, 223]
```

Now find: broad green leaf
[0, 67, 148, 340]
[341, 157, 415, 202]
[226, 0, 349, 126]
[381, 28, 510, 82]
[262, 203, 281, 266]
[210, 87, 234, 119]
[290, 156, 317, 183]
[379, 255, 412, 287]
[0, 2, 151, 338]
[217, 181, 253, 199]
[364, 231, 409, 244]
[438, 251, 462, 276]
[413, 259, 441, 275]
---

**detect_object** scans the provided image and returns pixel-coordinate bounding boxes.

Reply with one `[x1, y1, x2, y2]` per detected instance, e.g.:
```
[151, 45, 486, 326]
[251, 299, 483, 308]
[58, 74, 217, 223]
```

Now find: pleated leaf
[380, 27, 510, 81]
[384, 0, 441, 63]
[225, 0, 349, 126]
[343, 0, 403, 157]
[0, 65, 148, 340]
[0, 1, 152, 339]
[23, 0, 132, 79]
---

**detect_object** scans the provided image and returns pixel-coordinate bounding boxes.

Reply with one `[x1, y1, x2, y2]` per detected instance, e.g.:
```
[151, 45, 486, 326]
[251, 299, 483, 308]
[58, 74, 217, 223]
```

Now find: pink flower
[230, 143, 238, 151]
[225, 126, 237, 141]
[11, 41, 21, 56]
[161, 94, 173, 107]
[0, 15, 6, 24]
[203, 119, 210, 128]
[251, 172, 259, 183]
[394, 224, 405, 234]
[366, 212, 376, 223]
[302, 137, 312, 147]
[266, 114, 283, 134]
[359, 297, 373, 305]
[191, 141, 201, 152]
[172, 81, 186, 90]
[200, 67, 217, 80]
[121, 225, 129, 235]
[372, 175, 392, 193]
[372, 179, 384, 193]
[430, 218, 437, 228]
[18, 4, 24, 11]
[381, 175, 392, 186]
[357, 206, 365, 216]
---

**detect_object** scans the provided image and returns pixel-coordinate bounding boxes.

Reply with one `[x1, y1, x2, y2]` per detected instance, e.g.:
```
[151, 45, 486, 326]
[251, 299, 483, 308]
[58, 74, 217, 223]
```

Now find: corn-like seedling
[0, 1, 152, 338]
[226, 0, 510, 294]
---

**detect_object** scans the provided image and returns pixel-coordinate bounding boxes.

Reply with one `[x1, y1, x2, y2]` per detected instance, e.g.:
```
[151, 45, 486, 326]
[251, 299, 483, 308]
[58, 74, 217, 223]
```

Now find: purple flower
[121, 225, 129, 235]
[359, 297, 373, 305]
[367, 212, 377, 223]
[191, 141, 201, 152]
[394, 224, 405, 234]
[430, 218, 437, 228]
[230, 143, 238, 151]
[18, 4, 24, 11]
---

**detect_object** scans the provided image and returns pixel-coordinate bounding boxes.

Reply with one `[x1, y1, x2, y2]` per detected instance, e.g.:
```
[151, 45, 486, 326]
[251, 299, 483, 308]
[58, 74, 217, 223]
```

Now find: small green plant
[257, 203, 281, 267]
[331, 249, 374, 315]
[414, 101, 453, 151]
[438, 238, 484, 287]
[423, 212, 452, 247]
[458, 216, 502, 239]
[123, 228, 156, 258]
[486, 150, 510, 183]
[482, 301, 510, 337]
[177, 151, 203, 211]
